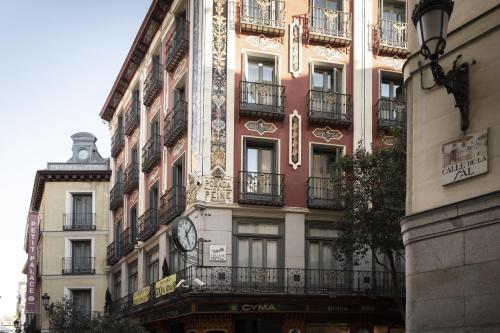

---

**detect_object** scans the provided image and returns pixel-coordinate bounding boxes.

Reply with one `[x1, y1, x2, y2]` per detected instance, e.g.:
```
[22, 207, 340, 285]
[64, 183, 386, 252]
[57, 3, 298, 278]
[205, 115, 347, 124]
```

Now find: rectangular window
[149, 183, 159, 210]
[71, 289, 91, 315]
[113, 271, 121, 300]
[381, 74, 403, 101]
[382, 0, 406, 21]
[310, 64, 344, 115]
[130, 206, 137, 243]
[244, 140, 277, 195]
[131, 145, 139, 164]
[71, 240, 91, 273]
[172, 157, 184, 187]
[145, 247, 159, 284]
[72, 194, 92, 228]
[128, 260, 138, 294]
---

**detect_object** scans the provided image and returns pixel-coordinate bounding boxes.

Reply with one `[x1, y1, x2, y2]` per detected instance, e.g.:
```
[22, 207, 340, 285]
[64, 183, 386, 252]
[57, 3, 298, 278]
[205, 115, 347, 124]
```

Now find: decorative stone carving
[289, 110, 301, 170]
[246, 34, 279, 50]
[289, 19, 302, 78]
[312, 127, 343, 142]
[172, 138, 185, 157]
[174, 58, 187, 81]
[380, 56, 405, 71]
[210, 0, 228, 173]
[186, 173, 202, 208]
[381, 135, 394, 146]
[203, 175, 233, 203]
[244, 119, 278, 135]
[313, 44, 349, 61]
[129, 191, 138, 205]
[148, 166, 160, 182]
[131, 128, 140, 144]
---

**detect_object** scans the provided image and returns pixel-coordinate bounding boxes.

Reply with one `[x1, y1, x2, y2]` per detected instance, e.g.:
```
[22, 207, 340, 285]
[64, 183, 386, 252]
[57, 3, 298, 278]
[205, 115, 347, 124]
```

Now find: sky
[0, 0, 150, 317]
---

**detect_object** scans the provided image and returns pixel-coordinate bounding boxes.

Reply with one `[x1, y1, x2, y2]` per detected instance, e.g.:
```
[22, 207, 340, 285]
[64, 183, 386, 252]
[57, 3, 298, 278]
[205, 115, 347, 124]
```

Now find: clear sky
[0, 0, 150, 317]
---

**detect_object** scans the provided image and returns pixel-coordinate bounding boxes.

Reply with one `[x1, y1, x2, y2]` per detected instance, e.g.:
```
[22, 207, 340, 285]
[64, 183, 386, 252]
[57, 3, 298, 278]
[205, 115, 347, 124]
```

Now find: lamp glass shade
[41, 293, 50, 307]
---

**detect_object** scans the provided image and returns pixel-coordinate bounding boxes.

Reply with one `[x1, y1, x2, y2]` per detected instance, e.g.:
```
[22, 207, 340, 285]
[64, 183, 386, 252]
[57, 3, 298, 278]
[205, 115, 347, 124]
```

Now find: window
[244, 140, 276, 195]
[311, 65, 344, 115]
[380, 72, 404, 123]
[72, 194, 92, 228]
[169, 237, 186, 274]
[130, 206, 137, 244]
[71, 240, 92, 273]
[149, 183, 159, 210]
[312, 147, 341, 179]
[114, 221, 121, 245]
[312, 0, 344, 33]
[145, 247, 159, 284]
[246, 58, 276, 106]
[113, 271, 121, 300]
[128, 260, 138, 294]
[382, 0, 406, 22]
[313, 66, 342, 93]
[71, 289, 91, 315]
[131, 145, 139, 164]
[244, 0, 281, 25]
[381, 74, 403, 101]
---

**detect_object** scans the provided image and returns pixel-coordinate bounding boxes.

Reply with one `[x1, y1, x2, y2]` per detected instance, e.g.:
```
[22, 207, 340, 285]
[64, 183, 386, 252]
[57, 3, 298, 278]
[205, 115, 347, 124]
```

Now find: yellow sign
[155, 274, 176, 298]
[133, 286, 150, 305]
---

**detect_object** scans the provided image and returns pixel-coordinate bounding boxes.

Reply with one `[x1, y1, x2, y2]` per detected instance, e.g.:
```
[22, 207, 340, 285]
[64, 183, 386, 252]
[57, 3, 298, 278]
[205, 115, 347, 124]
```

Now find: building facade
[23, 133, 111, 332]
[402, 0, 500, 332]
[100, 0, 408, 332]
[16, 281, 26, 328]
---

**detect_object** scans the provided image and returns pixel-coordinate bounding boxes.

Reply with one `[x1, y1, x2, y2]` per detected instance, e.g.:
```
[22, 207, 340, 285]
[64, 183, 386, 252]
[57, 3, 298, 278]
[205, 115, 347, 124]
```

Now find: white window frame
[65, 190, 96, 228]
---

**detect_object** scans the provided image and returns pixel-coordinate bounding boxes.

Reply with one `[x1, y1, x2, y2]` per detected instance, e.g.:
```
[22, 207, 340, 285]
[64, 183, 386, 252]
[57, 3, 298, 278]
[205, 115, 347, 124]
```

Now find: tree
[336, 130, 406, 322]
[104, 288, 113, 316]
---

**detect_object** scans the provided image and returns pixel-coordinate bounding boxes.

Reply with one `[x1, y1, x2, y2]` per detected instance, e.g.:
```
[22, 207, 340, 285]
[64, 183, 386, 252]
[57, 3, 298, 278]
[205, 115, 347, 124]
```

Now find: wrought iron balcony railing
[110, 182, 124, 211]
[163, 100, 187, 147]
[111, 128, 125, 158]
[240, 81, 285, 119]
[308, 90, 352, 126]
[143, 62, 163, 107]
[63, 213, 96, 231]
[121, 227, 137, 256]
[307, 177, 344, 209]
[165, 19, 189, 73]
[159, 185, 186, 226]
[377, 18, 408, 55]
[62, 257, 96, 275]
[377, 98, 406, 130]
[107, 241, 122, 266]
[125, 93, 141, 136]
[127, 266, 405, 312]
[142, 135, 161, 174]
[309, 7, 352, 45]
[124, 162, 139, 195]
[238, 171, 285, 206]
[137, 208, 159, 242]
[240, 0, 286, 35]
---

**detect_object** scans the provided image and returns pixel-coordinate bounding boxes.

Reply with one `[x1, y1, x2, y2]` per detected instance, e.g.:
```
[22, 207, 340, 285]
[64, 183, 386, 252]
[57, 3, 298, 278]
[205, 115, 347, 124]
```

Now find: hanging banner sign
[133, 286, 150, 306]
[26, 212, 39, 313]
[155, 274, 176, 298]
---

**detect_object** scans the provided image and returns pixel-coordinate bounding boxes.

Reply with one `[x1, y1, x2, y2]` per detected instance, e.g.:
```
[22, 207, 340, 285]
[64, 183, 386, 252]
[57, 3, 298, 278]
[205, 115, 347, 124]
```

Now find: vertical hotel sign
[26, 212, 39, 313]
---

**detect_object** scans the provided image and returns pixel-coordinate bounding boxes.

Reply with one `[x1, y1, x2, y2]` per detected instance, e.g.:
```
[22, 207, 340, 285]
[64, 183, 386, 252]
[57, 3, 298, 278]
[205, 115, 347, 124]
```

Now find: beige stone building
[23, 133, 111, 332]
[402, 0, 500, 332]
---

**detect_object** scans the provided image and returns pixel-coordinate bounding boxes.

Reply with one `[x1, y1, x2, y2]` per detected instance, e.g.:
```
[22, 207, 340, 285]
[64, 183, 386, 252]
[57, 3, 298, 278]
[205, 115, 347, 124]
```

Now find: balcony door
[312, 66, 342, 114]
[247, 59, 275, 106]
[245, 142, 276, 197]
[312, 0, 343, 34]
[246, 0, 280, 25]
[382, 0, 406, 22]
[381, 0, 406, 45]
[149, 184, 159, 211]
[72, 240, 91, 273]
[71, 289, 91, 316]
[72, 194, 92, 228]
[311, 149, 340, 201]
[131, 146, 138, 164]
[381, 74, 404, 121]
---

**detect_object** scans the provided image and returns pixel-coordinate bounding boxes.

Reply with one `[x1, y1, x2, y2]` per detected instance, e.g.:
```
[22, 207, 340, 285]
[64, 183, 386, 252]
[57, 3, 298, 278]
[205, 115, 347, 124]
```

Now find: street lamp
[41, 293, 53, 311]
[412, 0, 473, 132]
[13, 319, 21, 333]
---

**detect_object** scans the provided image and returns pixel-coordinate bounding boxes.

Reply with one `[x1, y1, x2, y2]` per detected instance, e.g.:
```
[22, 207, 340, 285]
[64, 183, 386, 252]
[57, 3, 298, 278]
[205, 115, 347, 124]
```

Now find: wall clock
[172, 217, 197, 252]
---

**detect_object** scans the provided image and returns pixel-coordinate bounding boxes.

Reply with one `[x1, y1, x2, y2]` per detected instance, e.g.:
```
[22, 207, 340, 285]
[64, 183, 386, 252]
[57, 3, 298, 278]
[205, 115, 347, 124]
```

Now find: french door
[247, 60, 275, 106]
[245, 145, 275, 196]
[72, 240, 91, 273]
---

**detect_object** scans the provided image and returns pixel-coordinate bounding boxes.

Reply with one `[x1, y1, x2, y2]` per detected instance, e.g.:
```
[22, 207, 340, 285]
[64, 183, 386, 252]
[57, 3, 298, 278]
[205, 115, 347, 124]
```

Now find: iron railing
[63, 213, 96, 231]
[238, 171, 285, 206]
[240, 81, 285, 119]
[121, 227, 137, 256]
[309, 7, 352, 43]
[107, 241, 122, 266]
[111, 128, 125, 158]
[137, 208, 159, 242]
[240, 0, 285, 35]
[142, 135, 161, 174]
[109, 182, 124, 211]
[164, 100, 187, 147]
[378, 18, 408, 50]
[124, 162, 139, 195]
[143, 60, 163, 107]
[307, 177, 344, 209]
[308, 90, 352, 126]
[125, 92, 141, 136]
[377, 98, 406, 130]
[159, 185, 186, 226]
[62, 257, 95, 275]
[165, 19, 189, 72]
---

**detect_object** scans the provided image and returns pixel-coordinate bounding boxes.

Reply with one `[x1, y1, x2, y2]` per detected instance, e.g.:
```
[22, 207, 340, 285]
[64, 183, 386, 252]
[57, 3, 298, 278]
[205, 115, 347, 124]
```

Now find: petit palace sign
[441, 129, 488, 185]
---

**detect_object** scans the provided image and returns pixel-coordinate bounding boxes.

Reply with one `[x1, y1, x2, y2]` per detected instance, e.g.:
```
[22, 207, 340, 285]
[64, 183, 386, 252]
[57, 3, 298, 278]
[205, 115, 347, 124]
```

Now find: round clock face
[78, 149, 89, 160]
[173, 217, 197, 252]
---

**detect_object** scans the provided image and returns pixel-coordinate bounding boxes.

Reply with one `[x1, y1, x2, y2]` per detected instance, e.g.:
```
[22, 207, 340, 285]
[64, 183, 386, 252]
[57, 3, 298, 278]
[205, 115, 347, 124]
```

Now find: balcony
[137, 208, 159, 242]
[240, 0, 285, 36]
[377, 98, 406, 130]
[124, 163, 139, 195]
[110, 182, 124, 211]
[111, 128, 125, 158]
[107, 241, 121, 266]
[307, 177, 344, 209]
[159, 185, 186, 226]
[143, 62, 163, 107]
[121, 227, 137, 256]
[308, 90, 352, 127]
[125, 93, 141, 136]
[127, 266, 405, 312]
[240, 81, 285, 119]
[376, 19, 408, 55]
[142, 135, 161, 174]
[238, 171, 284, 206]
[62, 257, 95, 275]
[165, 19, 189, 73]
[63, 213, 96, 231]
[309, 7, 352, 45]
[163, 100, 187, 147]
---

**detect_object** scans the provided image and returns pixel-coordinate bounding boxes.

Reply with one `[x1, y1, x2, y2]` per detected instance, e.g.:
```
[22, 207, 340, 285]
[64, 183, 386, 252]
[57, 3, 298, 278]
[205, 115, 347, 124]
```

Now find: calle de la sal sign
[441, 129, 488, 185]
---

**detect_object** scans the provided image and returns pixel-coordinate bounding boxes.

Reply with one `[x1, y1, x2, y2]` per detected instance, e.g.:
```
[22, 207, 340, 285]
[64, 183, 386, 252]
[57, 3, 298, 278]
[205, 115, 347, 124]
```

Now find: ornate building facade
[100, 0, 408, 332]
